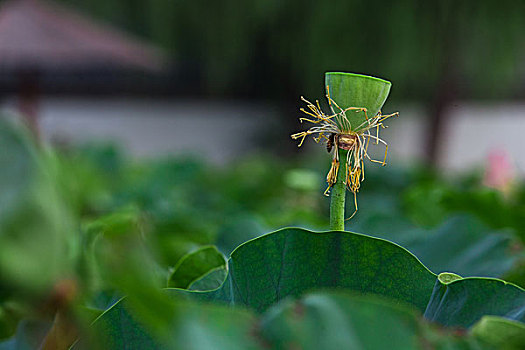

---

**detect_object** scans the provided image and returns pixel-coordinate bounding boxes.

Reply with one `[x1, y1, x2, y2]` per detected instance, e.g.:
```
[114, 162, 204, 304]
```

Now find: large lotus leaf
[325, 72, 392, 131]
[91, 228, 525, 327]
[89, 228, 525, 348]
[188, 228, 525, 325]
[190, 228, 436, 313]
[187, 228, 524, 327]
[424, 276, 525, 327]
[87, 291, 500, 350]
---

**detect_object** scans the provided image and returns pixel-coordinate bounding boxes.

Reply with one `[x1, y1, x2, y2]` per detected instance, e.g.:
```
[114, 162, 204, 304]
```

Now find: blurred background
[1, 0, 525, 346]
[1, 0, 525, 259]
[1, 0, 525, 170]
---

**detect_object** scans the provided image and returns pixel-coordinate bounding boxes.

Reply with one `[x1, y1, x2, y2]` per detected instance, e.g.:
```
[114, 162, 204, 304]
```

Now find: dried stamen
[291, 90, 398, 220]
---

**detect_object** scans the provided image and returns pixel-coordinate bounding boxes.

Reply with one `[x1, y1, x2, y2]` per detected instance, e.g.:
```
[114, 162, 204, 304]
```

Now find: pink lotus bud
[483, 149, 515, 195]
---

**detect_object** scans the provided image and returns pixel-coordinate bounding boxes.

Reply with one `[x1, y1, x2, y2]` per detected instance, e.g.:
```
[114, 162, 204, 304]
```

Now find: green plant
[0, 73, 524, 349]
[87, 228, 525, 349]
[292, 73, 398, 229]
[85, 73, 523, 349]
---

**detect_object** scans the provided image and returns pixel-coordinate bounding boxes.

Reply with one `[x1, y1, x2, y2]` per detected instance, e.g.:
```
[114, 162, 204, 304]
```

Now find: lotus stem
[330, 148, 348, 231]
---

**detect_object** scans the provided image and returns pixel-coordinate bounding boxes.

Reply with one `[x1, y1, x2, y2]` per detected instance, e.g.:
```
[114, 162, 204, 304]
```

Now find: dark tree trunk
[17, 69, 41, 140]
[424, 2, 459, 166]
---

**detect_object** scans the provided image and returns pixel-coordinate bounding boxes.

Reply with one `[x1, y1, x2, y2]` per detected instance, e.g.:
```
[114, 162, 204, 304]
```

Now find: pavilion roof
[0, 0, 164, 71]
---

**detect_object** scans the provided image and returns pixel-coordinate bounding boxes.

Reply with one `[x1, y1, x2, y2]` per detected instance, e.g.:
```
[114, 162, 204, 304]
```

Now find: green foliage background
[56, 0, 525, 100]
[0, 118, 524, 348]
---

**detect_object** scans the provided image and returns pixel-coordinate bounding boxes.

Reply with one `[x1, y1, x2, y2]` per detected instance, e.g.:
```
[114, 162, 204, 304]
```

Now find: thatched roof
[0, 0, 164, 71]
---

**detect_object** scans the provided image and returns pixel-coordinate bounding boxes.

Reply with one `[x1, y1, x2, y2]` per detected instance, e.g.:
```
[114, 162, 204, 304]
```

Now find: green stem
[330, 148, 348, 231]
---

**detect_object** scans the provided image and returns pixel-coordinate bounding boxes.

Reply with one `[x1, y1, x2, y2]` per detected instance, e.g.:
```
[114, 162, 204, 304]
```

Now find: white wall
[4, 97, 278, 164]
[358, 103, 525, 175]
[2, 97, 524, 174]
